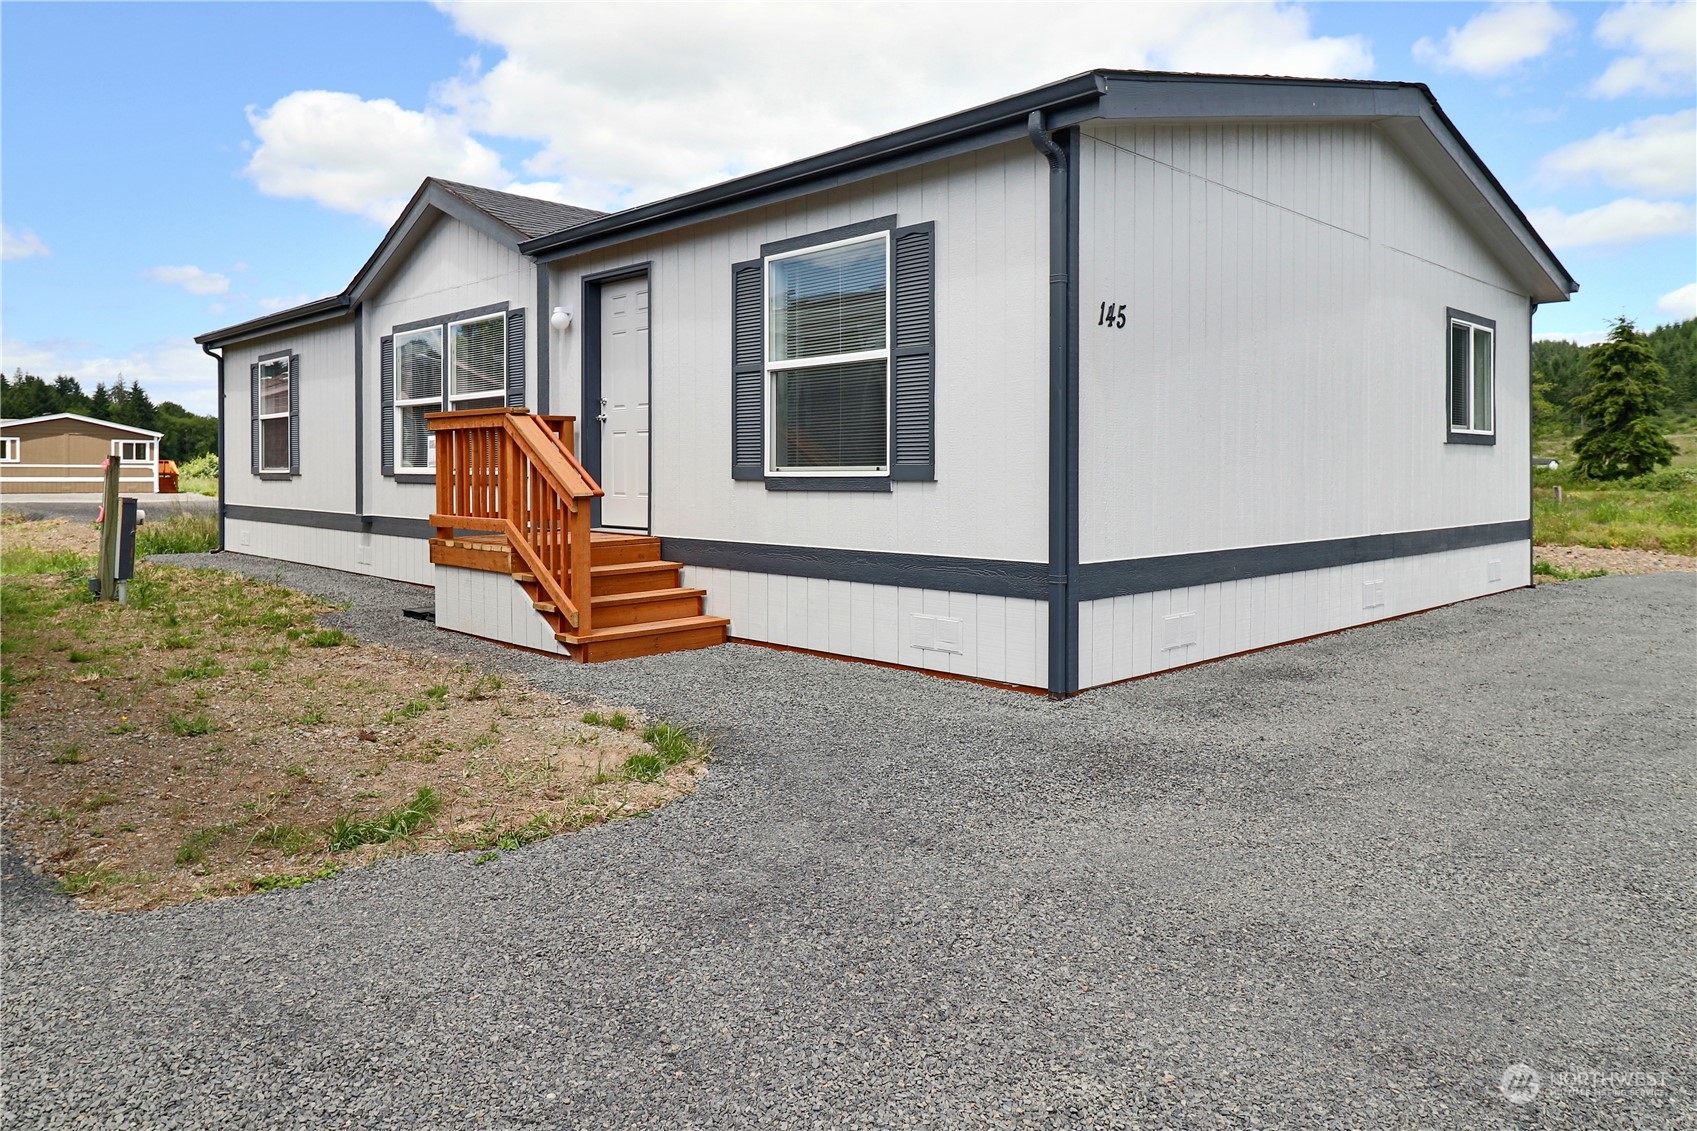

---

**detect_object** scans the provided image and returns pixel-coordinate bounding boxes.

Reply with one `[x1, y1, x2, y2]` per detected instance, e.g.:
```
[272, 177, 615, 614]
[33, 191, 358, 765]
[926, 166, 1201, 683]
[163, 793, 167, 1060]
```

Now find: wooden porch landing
[430, 531, 728, 662]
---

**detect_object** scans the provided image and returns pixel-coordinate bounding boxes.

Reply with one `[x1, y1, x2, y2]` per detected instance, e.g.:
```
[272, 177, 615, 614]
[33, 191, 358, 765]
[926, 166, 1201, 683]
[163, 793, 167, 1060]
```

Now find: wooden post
[569, 499, 592, 637]
[97, 457, 120, 601]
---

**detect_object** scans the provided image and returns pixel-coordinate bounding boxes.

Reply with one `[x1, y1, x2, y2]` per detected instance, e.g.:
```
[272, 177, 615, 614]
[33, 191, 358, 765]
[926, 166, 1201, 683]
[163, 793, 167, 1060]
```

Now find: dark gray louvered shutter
[1449, 321, 1469, 430]
[380, 335, 395, 477]
[506, 309, 526, 408]
[731, 259, 764, 479]
[890, 222, 935, 480]
[249, 363, 261, 475]
[288, 353, 301, 475]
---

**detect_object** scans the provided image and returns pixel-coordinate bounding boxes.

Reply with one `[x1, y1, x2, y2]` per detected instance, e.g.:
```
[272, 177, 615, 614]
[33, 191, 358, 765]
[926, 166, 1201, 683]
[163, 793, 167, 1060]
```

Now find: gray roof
[433, 180, 605, 239]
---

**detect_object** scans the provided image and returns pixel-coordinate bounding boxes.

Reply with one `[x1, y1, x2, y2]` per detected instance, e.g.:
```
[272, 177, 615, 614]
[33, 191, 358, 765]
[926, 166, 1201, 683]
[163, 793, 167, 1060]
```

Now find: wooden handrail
[427, 408, 602, 635]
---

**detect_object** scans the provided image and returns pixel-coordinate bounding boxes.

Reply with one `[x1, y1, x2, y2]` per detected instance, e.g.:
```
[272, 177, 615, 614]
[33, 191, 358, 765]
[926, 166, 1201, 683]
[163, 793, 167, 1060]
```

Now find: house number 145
[1098, 301, 1126, 329]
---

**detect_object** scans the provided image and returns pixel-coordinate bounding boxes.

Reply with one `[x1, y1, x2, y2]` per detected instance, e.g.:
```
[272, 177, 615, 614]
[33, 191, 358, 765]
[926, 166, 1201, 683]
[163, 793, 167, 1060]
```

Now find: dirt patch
[0, 514, 100, 558]
[1535, 543, 1697, 577]
[1, 520, 703, 911]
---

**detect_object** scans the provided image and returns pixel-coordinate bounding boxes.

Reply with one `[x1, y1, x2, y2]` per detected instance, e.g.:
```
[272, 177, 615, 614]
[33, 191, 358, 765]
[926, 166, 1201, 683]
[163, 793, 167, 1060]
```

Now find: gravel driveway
[4, 557, 1692, 1129]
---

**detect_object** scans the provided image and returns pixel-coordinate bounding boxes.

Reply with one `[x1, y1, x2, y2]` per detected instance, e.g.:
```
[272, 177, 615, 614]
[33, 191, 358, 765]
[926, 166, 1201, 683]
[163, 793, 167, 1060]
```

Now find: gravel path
[5, 555, 1693, 1129]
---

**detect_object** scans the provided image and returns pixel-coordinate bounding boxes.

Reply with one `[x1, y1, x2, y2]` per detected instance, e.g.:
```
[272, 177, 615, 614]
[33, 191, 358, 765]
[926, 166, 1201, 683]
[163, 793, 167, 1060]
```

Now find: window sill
[763, 476, 892, 492]
[256, 471, 297, 480]
[392, 472, 436, 484]
[1446, 432, 1496, 446]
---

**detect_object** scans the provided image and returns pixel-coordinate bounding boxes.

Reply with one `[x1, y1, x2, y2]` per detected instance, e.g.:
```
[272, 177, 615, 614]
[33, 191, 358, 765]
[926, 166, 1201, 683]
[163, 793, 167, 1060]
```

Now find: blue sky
[3, 1, 1693, 414]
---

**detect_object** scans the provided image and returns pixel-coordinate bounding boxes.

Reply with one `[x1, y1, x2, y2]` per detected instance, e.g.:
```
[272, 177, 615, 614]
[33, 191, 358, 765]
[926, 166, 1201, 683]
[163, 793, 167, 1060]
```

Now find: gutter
[1029, 111, 1080, 698]
[200, 342, 226, 551]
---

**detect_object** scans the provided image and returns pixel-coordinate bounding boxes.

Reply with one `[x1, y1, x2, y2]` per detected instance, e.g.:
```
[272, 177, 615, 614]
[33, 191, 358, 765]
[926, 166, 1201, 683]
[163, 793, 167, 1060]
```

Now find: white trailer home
[198, 70, 1575, 694]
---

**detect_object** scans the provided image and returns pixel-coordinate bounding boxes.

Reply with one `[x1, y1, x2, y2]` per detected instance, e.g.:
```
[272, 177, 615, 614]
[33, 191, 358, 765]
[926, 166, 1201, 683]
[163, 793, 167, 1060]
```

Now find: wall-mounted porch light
[549, 306, 573, 331]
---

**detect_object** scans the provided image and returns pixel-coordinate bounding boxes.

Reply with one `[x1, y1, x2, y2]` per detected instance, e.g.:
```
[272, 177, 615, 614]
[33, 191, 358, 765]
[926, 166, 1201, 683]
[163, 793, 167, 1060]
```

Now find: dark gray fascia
[196, 297, 350, 350]
[520, 73, 1109, 262]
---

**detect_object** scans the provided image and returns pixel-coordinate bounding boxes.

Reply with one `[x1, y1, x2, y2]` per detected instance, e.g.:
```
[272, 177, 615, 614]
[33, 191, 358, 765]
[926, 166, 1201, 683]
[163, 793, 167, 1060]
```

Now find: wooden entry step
[432, 529, 727, 662]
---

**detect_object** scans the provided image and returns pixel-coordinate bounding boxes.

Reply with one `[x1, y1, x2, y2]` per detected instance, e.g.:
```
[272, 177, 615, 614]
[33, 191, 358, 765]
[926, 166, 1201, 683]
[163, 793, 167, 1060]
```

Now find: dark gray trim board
[580, 262, 654, 529]
[535, 269, 550, 415]
[761, 215, 896, 257]
[392, 301, 508, 336]
[1447, 432, 1496, 446]
[764, 477, 891, 492]
[223, 504, 434, 540]
[1075, 520, 1532, 602]
[660, 538, 1049, 600]
[353, 304, 365, 517]
[202, 342, 226, 549]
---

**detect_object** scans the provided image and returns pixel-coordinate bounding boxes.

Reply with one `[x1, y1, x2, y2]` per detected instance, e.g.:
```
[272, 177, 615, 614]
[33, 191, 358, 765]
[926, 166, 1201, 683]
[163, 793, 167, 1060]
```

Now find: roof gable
[0, 412, 164, 438]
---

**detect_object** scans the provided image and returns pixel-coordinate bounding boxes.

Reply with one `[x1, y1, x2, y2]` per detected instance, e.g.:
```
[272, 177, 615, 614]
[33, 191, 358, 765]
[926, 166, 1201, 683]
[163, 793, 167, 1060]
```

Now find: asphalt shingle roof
[433, 180, 605, 239]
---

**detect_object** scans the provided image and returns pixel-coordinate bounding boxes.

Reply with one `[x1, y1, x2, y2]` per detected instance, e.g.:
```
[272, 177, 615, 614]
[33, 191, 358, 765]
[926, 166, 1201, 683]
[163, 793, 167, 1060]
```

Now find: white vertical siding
[547, 139, 1050, 566]
[1076, 539, 1531, 688]
[681, 566, 1047, 689]
[434, 565, 571, 656]
[224, 521, 432, 586]
[1077, 121, 1532, 564]
[221, 318, 357, 515]
[362, 215, 539, 522]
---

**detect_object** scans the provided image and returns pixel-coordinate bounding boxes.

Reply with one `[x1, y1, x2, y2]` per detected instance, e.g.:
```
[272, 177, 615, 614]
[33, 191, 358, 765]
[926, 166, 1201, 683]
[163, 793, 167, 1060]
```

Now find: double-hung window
[113, 439, 154, 463]
[1448, 310, 1495, 442]
[257, 356, 292, 471]
[392, 312, 507, 472]
[0, 437, 19, 463]
[765, 233, 890, 476]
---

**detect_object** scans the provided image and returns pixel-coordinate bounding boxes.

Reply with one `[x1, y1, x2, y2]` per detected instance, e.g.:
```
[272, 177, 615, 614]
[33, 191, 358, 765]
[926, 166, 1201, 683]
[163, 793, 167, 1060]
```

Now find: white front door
[599, 274, 650, 530]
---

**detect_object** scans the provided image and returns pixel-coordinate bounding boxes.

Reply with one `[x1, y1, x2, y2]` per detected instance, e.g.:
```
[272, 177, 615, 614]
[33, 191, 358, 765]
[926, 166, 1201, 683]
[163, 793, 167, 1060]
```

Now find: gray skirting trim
[221, 504, 435, 541]
[1075, 520, 1531, 602]
[659, 538, 1050, 600]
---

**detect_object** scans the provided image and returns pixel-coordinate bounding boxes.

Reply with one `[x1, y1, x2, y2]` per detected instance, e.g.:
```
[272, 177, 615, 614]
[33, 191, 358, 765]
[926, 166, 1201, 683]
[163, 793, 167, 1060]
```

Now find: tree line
[1534, 317, 1696, 432]
[0, 370, 217, 461]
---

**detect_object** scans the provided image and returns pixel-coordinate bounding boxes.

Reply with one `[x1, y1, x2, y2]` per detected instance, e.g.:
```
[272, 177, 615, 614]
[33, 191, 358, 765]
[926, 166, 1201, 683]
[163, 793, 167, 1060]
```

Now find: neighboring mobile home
[0, 413, 161, 494]
[197, 69, 1576, 695]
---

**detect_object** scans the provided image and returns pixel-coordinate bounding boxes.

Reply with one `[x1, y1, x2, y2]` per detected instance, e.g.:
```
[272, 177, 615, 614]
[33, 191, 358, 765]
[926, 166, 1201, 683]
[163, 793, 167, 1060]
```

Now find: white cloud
[0, 337, 219, 413]
[258, 294, 314, 313]
[1, 223, 49, 260]
[146, 264, 231, 296]
[239, 3, 1369, 219]
[244, 90, 508, 221]
[1412, 2, 1572, 77]
[1592, 2, 1697, 97]
[1657, 282, 1697, 318]
[1539, 110, 1697, 197]
[1526, 197, 1697, 247]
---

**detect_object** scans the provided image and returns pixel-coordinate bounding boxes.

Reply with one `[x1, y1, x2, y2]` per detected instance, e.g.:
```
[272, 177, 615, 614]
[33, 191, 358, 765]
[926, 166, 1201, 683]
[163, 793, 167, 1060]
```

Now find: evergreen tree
[88, 381, 112, 418]
[1571, 317, 1676, 480]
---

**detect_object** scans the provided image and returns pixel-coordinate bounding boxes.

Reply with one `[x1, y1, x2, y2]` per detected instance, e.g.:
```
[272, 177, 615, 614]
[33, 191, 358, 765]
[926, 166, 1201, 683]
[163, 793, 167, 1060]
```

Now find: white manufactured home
[197, 70, 1575, 694]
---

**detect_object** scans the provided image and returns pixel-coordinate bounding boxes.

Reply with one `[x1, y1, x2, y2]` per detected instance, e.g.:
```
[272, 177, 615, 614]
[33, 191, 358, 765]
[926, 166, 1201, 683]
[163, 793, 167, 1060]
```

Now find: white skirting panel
[433, 565, 571, 657]
[1077, 539, 1531, 689]
[225, 520, 432, 586]
[680, 566, 1048, 689]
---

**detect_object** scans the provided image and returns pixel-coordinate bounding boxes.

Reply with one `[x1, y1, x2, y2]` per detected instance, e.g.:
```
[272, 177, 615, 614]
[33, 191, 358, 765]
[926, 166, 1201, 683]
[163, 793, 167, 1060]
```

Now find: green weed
[167, 712, 216, 737]
[623, 722, 698, 783]
[581, 709, 631, 731]
[50, 744, 86, 765]
[252, 863, 340, 892]
[326, 786, 444, 852]
[135, 514, 219, 556]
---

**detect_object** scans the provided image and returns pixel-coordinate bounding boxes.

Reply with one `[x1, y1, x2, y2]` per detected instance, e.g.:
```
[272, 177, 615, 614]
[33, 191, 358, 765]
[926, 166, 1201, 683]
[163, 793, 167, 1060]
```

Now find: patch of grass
[1533, 560, 1610, 581]
[381, 699, 431, 724]
[251, 863, 339, 892]
[135, 513, 219, 556]
[306, 629, 348, 648]
[326, 786, 444, 852]
[177, 453, 219, 498]
[294, 707, 328, 726]
[59, 865, 118, 896]
[1533, 462, 1697, 554]
[161, 633, 194, 650]
[81, 791, 119, 812]
[50, 744, 86, 765]
[165, 656, 225, 682]
[623, 722, 698, 783]
[167, 712, 217, 737]
[0, 545, 90, 576]
[108, 721, 139, 735]
[249, 823, 317, 857]
[472, 851, 501, 865]
[175, 823, 236, 866]
[67, 649, 97, 663]
[466, 673, 503, 700]
[284, 763, 312, 781]
[581, 709, 631, 731]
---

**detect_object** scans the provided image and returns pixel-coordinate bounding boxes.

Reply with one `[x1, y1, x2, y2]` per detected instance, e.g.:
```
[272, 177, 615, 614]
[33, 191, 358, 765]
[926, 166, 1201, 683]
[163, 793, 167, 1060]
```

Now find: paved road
[4, 560, 1692, 1129]
[0, 491, 217, 523]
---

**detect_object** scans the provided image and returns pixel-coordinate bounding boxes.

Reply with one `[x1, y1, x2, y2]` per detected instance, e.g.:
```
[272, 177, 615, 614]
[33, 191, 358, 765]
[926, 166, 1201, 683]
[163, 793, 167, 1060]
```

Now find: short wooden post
[569, 500, 592, 637]
[97, 457, 120, 601]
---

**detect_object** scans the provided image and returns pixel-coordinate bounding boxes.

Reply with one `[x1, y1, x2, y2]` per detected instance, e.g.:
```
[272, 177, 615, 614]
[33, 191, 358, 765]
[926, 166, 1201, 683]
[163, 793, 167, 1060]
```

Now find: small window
[765, 232, 890, 475]
[0, 437, 18, 463]
[113, 439, 154, 464]
[394, 327, 444, 471]
[1448, 311, 1495, 441]
[258, 355, 292, 471]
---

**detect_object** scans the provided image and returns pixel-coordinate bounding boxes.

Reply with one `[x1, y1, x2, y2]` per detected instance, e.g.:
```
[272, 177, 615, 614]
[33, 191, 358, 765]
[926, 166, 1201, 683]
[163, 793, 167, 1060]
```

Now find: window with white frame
[0, 437, 19, 462]
[1448, 311, 1495, 440]
[113, 439, 154, 464]
[393, 312, 506, 472]
[765, 232, 890, 475]
[258, 355, 292, 470]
